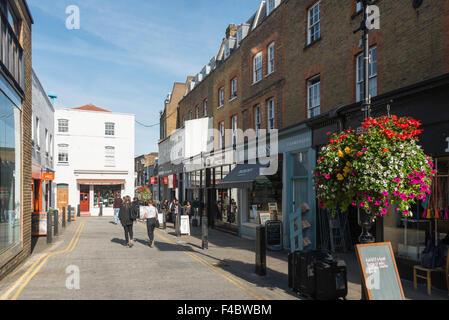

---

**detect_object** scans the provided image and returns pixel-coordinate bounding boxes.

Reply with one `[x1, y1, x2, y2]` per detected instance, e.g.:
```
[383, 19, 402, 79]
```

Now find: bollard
[99, 202, 103, 217]
[255, 225, 267, 276]
[176, 213, 181, 237]
[77, 205, 81, 217]
[68, 205, 72, 223]
[62, 207, 66, 229]
[202, 215, 208, 250]
[54, 210, 59, 236]
[47, 211, 53, 244]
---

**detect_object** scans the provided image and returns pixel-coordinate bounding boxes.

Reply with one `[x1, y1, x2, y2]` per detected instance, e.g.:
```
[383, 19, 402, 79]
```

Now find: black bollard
[255, 225, 267, 276]
[99, 202, 103, 217]
[54, 210, 59, 236]
[77, 204, 80, 217]
[47, 211, 53, 244]
[202, 215, 208, 250]
[68, 205, 72, 223]
[62, 207, 66, 229]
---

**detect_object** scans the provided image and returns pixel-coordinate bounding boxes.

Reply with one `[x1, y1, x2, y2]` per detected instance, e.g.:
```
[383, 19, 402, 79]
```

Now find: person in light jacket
[119, 196, 136, 248]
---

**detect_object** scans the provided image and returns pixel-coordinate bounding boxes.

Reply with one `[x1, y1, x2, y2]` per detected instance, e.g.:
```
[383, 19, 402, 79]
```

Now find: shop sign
[43, 173, 55, 181]
[163, 177, 168, 185]
[151, 177, 158, 185]
[168, 175, 178, 189]
[180, 215, 190, 235]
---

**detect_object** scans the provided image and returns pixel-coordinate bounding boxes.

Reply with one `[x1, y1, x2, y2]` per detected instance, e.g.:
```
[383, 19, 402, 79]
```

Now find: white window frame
[105, 146, 115, 167]
[203, 99, 208, 117]
[231, 115, 237, 146]
[219, 122, 225, 149]
[356, 0, 363, 13]
[254, 105, 261, 137]
[35, 117, 40, 147]
[356, 46, 378, 102]
[218, 87, 224, 108]
[307, 2, 321, 45]
[231, 77, 238, 99]
[267, 99, 275, 130]
[49, 134, 53, 158]
[195, 105, 199, 119]
[267, 42, 275, 75]
[307, 76, 321, 119]
[105, 122, 115, 136]
[58, 119, 69, 133]
[253, 52, 263, 84]
[58, 144, 69, 164]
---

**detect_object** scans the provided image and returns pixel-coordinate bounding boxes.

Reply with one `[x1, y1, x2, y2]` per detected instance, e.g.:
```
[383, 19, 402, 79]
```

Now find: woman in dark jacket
[119, 196, 136, 247]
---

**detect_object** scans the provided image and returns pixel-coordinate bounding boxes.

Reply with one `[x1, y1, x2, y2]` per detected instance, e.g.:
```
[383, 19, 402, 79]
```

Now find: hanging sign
[356, 242, 405, 300]
[43, 173, 55, 181]
[151, 177, 158, 185]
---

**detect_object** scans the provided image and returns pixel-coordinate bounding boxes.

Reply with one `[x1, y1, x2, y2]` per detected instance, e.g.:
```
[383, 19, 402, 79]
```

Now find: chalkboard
[266, 221, 283, 251]
[356, 242, 405, 300]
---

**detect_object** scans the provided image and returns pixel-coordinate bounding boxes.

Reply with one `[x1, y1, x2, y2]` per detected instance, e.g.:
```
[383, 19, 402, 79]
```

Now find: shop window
[293, 152, 308, 177]
[0, 90, 21, 253]
[94, 185, 122, 208]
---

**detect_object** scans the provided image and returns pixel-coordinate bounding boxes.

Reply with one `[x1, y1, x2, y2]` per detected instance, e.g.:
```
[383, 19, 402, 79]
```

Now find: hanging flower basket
[314, 115, 436, 218]
[135, 186, 152, 204]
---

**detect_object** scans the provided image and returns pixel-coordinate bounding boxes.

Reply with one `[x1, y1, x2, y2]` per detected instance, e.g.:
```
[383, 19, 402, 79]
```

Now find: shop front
[76, 179, 125, 216]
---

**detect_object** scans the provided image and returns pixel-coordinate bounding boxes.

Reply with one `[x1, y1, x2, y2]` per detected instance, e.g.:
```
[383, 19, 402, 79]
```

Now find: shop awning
[77, 179, 125, 186]
[216, 164, 271, 189]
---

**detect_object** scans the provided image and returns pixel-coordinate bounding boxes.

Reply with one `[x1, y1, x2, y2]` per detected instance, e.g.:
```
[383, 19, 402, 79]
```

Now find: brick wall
[0, 0, 33, 280]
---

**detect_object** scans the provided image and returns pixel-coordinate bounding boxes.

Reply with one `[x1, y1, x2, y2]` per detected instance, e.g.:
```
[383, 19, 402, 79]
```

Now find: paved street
[0, 217, 447, 300]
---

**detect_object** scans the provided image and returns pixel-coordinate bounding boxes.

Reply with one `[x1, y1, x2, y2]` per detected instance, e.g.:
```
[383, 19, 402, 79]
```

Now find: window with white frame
[267, 99, 275, 130]
[105, 146, 115, 167]
[58, 144, 69, 164]
[218, 87, 224, 108]
[356, 47, 378, 102]
[268, 42, 275, 75]
[253, 52, 263, 83]
[105, 122, 115, 136]
[356, 0, 363, 13]
[195, 105, 199, 119]
[307, 76, 321, 118]
[203, 99, 208, 117]
[49, 135, 53, 158]
[231, 115, 238, 146]
[231, 77, 238, 99]
[189, 111, 193, 120]
[254, 105, 261, 137]
[219, 121, 225, 149]
[35, 117, 40, 147]
[45, 129, 48, 154]
[58, 119, 68, 133]
[307, 2, 321, 45]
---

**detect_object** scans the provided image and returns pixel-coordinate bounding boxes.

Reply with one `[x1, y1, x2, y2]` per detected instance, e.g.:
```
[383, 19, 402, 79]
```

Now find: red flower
[382, 149, 389, 153]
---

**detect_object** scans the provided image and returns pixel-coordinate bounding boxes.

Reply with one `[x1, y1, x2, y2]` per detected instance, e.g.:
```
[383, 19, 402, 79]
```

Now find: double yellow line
[151, 226, 270, 300]
[0, 221, 85, 300]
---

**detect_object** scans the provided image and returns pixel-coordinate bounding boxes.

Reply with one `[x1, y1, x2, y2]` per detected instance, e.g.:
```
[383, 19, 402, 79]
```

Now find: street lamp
[354, 0, 375, 244]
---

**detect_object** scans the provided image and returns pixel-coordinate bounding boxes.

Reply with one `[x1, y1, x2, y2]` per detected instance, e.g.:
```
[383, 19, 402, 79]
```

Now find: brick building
[166, 0, 449, 255]
[0, 0, 33, 280]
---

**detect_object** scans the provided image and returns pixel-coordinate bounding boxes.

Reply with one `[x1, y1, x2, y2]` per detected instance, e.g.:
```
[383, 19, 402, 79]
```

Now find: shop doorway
[80, 186, 90, 212]
[57, 184, 68, 213]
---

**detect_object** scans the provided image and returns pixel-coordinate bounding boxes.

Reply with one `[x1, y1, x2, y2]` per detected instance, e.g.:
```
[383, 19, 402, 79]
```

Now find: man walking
[113, 194, 122, 225]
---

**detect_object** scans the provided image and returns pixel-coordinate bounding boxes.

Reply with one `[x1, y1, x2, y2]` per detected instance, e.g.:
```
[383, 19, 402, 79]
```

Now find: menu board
[266, 221, 283, 251]
[356, 242, 405, 300]
[180, 215, 191, 235]
[259, 212, 271, 225]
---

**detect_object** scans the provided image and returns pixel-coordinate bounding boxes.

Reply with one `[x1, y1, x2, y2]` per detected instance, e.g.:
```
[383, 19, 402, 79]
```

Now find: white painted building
[53, 105, 135, 217]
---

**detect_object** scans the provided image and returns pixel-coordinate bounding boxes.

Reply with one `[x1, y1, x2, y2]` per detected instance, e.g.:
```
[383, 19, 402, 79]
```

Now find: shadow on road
[111, 238, 128, 246]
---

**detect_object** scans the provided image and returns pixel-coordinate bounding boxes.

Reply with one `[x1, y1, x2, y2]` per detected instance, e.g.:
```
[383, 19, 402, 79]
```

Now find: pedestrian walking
[142, 200, 159, 248]
[113, 194, 122, 225]
[119, 196, 136, 248]
[131, 196, 140, 221]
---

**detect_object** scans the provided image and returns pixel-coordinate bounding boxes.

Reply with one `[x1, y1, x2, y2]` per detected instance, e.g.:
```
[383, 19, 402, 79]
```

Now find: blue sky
[28, 0, 262, 156]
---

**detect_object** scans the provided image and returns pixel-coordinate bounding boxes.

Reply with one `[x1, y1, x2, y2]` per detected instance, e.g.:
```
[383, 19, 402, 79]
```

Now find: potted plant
[314, 115, 436, 242]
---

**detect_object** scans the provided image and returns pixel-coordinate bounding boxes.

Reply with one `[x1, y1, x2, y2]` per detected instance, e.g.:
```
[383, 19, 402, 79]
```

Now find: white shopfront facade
[53, 106, 135, 217]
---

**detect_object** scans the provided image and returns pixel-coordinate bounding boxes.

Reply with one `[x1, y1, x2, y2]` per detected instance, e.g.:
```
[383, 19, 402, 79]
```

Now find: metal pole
[68, 205, 72, 223]
[362, 0, 371, 119]
[163, 208, 166, 230]
[176, 212, 181, 237]
[62, 207, 66, 229]
[255, 225, 266, 276]
[47, 211, 52, 244]
[100, 202, 103, 217]
[202, 215, 208, 250]
[54, 210, 59, 236]
[77, 204, 81, 217]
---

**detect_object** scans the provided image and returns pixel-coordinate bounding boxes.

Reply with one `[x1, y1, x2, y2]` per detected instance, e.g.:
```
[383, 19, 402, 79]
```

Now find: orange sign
[43, 173, 55, 181]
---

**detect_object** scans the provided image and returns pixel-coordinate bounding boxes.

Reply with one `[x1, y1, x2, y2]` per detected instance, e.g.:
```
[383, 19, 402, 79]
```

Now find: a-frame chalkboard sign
[356, 242, 405, 300]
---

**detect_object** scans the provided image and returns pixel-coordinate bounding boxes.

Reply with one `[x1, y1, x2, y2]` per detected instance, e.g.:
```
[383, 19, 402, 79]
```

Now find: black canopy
[216, 163, 271, 189]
